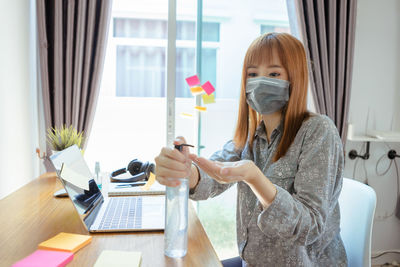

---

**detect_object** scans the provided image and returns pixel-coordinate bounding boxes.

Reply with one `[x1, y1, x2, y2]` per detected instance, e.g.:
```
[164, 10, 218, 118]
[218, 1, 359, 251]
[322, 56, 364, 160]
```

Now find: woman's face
[246, 49, 289, 82]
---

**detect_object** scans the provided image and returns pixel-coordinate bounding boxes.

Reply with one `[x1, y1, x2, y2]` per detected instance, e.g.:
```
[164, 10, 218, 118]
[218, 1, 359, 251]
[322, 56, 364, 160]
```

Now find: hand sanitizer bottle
[164, 144, 193, 258]
[94, 161, 101, 190]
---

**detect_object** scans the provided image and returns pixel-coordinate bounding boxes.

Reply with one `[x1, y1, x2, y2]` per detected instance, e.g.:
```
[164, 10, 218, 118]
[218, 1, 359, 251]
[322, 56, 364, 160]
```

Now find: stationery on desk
[12, 232, 91, 267]
[94, 250, 142, 267]
[12, 250, 74, 267]
[38, 232, 92, 253]
[108, 172, 166, 196]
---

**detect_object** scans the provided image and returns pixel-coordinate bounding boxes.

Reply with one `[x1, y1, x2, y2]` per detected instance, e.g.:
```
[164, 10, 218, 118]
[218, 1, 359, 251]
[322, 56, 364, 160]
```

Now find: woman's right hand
[154, 136, 195, 187]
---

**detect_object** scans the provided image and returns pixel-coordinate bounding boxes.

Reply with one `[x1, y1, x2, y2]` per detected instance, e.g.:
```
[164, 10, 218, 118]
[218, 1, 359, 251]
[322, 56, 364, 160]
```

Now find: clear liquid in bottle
[164, 178, 188, 258]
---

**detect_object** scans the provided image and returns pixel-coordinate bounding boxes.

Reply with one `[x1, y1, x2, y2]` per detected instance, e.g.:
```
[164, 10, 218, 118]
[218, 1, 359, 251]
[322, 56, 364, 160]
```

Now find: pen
[115, 182, 146, 188]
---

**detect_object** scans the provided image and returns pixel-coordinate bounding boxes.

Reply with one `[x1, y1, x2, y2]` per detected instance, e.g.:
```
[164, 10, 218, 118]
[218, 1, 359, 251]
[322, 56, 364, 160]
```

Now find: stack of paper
[12, 250, 73, 267]
[94, 250, 142, 267]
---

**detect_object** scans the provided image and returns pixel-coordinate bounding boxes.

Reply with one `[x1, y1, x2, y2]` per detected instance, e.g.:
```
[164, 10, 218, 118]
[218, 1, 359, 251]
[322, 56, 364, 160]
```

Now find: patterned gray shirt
[190, 114, 347, 266]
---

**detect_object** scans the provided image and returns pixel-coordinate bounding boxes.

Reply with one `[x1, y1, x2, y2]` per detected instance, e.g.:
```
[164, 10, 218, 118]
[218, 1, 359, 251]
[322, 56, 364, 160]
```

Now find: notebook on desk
[49, 145, 165, 232]
[108, 176, 165, 196]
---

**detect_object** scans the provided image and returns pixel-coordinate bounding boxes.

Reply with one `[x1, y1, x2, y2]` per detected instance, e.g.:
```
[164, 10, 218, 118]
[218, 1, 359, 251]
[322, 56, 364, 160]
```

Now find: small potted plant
[47, 125, 84, 153]
[36, 125, 85, 182]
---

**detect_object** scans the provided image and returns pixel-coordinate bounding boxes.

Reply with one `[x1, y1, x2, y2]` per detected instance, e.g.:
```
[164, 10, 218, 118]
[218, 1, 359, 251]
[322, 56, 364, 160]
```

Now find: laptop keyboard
[98, 197, 142, 230]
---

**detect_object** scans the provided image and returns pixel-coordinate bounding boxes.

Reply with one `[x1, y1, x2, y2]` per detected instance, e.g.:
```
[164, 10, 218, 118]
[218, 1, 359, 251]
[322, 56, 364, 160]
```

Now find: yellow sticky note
[141, 172, 156, 191]
[195, 106, 207, 112]
[38, 232, 92, 253]
[190, 86, 204, 96]
[180, 112, 194, 118]
[94, 250, 142, 267]
[202, 93, 215, 104]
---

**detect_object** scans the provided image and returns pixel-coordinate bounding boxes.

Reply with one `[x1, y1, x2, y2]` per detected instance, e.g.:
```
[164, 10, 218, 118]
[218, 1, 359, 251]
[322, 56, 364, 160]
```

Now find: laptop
[49, 145, 165, 232]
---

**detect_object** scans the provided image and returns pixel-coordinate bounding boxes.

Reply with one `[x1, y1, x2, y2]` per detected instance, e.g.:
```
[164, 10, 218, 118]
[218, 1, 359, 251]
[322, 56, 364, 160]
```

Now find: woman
[155, 33, 347, 266]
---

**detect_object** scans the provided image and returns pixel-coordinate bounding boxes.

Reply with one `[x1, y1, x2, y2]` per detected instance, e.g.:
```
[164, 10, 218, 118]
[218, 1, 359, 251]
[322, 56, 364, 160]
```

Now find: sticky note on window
[185, 75, 201, 87]
[12, 250, 74, 267]
[202, 81, 215, 95]
[180, 112, 194, 119]
[60, 163, 90, 190]
[202, 93, 215, 104]
[38, 232, 92, 253]
[190, 86, 204, 95]
[94, 250, 142, 267]
[195, 106, 207, 112]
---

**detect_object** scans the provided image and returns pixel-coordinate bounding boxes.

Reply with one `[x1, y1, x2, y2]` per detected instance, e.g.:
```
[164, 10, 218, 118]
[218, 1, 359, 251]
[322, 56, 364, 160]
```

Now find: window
[114, 18, 219, 97]
[260, 23, 290, 34]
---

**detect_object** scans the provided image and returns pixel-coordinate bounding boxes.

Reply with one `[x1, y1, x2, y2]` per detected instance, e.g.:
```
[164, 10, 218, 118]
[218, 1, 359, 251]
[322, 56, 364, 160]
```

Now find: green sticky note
[94, 250, 142, 267]
[202, 93, 215, 104]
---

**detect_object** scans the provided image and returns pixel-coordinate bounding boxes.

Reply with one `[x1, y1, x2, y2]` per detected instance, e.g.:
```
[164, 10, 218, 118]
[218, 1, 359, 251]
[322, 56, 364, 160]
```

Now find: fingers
[155, 136, 193, 187]
[193, 157, 221, 175]
[173, 136, 187, 149]
[156, 164, 188, 178]
[174, 136, 195, 158]
[155, 152, 187, 171]
[191, 156, 230, 183]
[188, 153, 198, 162]
[174, 136, 187, 144]
[157, 147, 186, 163]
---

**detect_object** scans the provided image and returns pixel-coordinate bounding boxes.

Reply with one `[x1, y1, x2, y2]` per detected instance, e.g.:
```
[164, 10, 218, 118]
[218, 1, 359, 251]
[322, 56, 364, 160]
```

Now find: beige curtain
[295, 0, 357, 144]
[37, 0, 112, 170]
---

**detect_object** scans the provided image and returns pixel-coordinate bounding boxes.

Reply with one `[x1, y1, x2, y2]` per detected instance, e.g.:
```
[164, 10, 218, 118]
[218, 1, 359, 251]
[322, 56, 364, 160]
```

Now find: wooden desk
[0, 175, 222, 266]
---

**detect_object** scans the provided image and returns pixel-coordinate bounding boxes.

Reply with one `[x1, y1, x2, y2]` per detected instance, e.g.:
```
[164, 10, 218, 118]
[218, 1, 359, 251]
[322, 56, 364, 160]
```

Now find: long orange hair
[233, 33, 310, 162]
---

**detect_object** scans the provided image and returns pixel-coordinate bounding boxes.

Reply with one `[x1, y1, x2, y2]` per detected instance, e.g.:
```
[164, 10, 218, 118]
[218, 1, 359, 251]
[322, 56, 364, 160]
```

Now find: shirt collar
[254, 118, 284, 141]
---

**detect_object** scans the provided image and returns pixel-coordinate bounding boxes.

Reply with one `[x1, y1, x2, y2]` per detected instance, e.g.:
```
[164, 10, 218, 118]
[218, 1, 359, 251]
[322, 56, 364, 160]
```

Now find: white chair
[338, 178, 377, 267]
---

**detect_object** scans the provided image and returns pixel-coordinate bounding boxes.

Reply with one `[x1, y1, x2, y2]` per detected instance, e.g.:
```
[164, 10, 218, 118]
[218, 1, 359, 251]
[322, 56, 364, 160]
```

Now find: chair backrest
[338, 178, 376, 267]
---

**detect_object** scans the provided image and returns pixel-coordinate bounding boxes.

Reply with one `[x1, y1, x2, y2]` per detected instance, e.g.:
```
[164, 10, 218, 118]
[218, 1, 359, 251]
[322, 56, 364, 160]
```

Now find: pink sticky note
[201, 81, 215, 95]
[185, 75, 201, 87]
[12, 249, 74, 267]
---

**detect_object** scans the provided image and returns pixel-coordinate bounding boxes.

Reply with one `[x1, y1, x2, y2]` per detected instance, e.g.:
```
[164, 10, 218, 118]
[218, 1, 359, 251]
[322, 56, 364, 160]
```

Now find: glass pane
[203, 22, 220, 42]
[176, 21, 196, 40]
[260, 24, 275, 34]
[197, 0, 291, 260]
[201, 48, 217, 96]
[114, 18, 167, 39]
[116, 46, 166, 97]
[260, 24, 290, 34]
[85, 0, 168, 174]
[114, 18, 220, 42]
[176, 47, 195, 98]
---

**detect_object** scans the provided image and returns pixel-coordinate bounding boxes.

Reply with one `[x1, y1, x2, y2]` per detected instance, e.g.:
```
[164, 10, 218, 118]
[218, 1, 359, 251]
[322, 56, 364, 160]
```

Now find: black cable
[394, 159, 400, 202]
[374, 144, 400, 220]
[352, 143, 364, 180]
[371, 250, 400, 259]
[352, 157, 359, 180]
[363, 153, 368, 184]
[376, 153, 393, 176]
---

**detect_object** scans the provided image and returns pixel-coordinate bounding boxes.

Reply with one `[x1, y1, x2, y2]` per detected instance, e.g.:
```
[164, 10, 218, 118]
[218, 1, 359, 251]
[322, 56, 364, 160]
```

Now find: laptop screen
[50, 145, 104, 230]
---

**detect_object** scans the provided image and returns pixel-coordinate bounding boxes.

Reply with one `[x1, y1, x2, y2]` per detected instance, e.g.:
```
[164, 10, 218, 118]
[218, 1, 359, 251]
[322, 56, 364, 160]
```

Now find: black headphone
[110, 159, 155, 183]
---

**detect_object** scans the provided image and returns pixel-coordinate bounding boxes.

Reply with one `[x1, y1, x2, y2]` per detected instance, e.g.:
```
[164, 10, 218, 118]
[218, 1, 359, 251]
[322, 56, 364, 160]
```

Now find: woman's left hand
[189, 154, 262, 185]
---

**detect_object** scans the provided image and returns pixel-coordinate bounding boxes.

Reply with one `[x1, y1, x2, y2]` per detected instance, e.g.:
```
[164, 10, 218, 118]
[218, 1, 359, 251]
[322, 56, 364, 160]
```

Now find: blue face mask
[245, 76, 290, 114]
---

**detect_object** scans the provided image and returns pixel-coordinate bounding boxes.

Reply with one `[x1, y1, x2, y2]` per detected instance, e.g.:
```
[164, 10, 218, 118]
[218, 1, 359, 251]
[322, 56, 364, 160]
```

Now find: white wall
[343, 0, 400, 264]
[0, 0, 39, 200]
